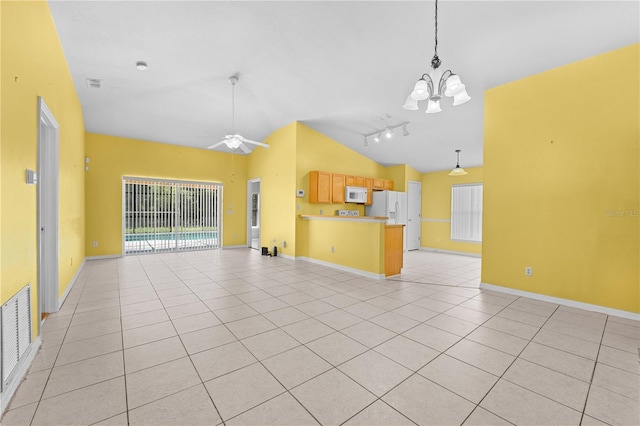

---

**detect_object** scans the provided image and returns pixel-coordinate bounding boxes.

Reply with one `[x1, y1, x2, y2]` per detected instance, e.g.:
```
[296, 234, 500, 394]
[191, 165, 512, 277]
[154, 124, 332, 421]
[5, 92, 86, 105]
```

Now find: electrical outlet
[282, 241, 287, 248]
[93, 241, 98, 247]
[525, 267, 533, 276]
[331, 246, 335, 253]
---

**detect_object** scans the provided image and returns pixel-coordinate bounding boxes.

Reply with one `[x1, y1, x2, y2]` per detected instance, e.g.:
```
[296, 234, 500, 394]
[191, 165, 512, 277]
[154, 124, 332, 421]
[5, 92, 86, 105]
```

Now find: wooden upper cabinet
[383, 179, 394, 190]
[372, 178, 384, 190]
[345, 175, 356, 186]
[332, 173, 346, 203]
[365, 178, 373, 205]
[309, 171, 332, 204]
[356, 176, 366, 187]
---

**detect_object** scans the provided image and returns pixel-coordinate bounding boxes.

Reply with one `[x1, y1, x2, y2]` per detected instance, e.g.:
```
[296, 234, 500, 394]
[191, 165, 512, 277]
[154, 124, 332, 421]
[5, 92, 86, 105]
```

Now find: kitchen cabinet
[332, 173, 346, 203]
[309, 171, 332, 204]
[345, 175, 356, 186]
[385, 225, 404, 276]
[365, 178, 373, 205]
[372, 178, 384, 190]
[356, 176, 366, 187]
[383, 179, 394, 190]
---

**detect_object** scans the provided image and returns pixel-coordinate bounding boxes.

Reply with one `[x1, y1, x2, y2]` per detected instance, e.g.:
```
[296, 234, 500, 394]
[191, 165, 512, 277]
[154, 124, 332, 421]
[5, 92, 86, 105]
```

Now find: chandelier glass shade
[403, 0, 470, 113]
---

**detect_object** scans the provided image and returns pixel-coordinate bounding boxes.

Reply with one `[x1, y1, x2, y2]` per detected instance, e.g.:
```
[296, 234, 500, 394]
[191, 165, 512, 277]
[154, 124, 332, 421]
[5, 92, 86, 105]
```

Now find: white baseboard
[295, 256, 385, 280]
[480, 282, 640, 321]
[85, 254, 122, 260]
[421, 247, 481, 258]
[276, 253, 295, 260]
[1, 337, 42, 415]
[58, 258, 86, 308]
[222, 245, 250, 250]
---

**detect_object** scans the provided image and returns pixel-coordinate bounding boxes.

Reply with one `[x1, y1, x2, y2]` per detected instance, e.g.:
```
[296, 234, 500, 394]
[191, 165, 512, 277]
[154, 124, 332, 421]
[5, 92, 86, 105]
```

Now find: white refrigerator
[366, 190, 408, 251]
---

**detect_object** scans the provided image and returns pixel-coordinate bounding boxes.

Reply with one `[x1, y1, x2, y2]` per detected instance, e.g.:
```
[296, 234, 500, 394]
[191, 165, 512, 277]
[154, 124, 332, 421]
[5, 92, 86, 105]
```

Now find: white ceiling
[48, 0, 639, 173]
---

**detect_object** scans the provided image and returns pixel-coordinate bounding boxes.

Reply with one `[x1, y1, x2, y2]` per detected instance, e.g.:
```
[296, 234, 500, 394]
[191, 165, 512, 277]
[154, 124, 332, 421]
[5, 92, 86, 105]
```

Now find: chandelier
[403, 0, 470, 113]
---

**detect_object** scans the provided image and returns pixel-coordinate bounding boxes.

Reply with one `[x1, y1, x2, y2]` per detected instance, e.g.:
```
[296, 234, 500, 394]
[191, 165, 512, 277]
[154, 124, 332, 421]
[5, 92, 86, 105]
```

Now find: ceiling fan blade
[207, 140, 226, 149]
[239, 137, 269, 148]
[238, 143, 251, 154]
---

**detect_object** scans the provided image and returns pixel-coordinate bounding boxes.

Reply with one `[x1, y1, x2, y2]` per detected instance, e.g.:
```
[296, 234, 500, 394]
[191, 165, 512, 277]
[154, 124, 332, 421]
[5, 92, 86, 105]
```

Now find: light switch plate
[296, 189, 304, 197]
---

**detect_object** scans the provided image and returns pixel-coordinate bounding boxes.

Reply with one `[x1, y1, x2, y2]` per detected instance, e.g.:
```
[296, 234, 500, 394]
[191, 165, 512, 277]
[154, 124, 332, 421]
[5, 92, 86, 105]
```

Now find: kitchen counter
[298, 215, 404, 279]
[299, 214, 388, 222]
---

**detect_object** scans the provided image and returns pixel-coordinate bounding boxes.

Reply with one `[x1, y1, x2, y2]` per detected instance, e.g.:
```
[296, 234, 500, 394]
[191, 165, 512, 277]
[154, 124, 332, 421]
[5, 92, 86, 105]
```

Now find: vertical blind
[123, 178, 222, 254]
[451, 183, 483, 243]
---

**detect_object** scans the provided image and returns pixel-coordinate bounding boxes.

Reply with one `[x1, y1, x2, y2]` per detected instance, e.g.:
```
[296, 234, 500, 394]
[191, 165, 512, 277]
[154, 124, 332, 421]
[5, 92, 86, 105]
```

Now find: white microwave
[345, 186, 368, 203]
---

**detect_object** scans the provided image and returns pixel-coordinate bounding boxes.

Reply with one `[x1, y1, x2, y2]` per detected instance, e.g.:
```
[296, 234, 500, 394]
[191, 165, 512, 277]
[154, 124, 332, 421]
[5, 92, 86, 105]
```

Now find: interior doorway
[37, 97, 60, 321]
[406, 180, 422, 251]
[247, 179, 261, 250]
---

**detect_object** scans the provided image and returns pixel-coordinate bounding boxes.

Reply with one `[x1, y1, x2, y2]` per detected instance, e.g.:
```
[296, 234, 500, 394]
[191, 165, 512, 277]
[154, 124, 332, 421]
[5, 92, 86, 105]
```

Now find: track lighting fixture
[403, 0, 470, 113]
[363, 121, 410, 146]
[385, 128, 393, 139]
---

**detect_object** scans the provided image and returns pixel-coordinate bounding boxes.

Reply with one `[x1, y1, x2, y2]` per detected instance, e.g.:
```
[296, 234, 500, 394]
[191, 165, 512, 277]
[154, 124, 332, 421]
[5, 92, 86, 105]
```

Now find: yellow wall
[1, 1, 85, 333]
[247, 122, 297, 256]
[421, 167, 483, 255]
[85, 133, 248, 256]
[384, 164, 421, 192]
[300, 218, 385, 275]
[295, 123, 385, 257]
[482, 43, 639, 313]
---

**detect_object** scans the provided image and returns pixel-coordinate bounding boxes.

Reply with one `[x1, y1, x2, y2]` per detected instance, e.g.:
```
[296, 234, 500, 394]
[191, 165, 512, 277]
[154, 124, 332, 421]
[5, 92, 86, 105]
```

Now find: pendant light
[449, 149, 468, 176]
[403, 0, 470, 113]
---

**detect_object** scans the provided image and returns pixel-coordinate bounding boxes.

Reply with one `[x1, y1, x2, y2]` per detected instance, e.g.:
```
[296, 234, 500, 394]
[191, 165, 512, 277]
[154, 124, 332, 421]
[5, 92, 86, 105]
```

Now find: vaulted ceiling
[48, 0, 639, 172]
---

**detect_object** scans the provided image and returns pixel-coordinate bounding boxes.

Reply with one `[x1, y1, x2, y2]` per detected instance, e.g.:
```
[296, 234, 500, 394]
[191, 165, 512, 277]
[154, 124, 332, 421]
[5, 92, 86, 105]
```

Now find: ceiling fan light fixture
[402, 124, 409, 136]
[136, 61, 148, 71]
[374, 133, 381, 143]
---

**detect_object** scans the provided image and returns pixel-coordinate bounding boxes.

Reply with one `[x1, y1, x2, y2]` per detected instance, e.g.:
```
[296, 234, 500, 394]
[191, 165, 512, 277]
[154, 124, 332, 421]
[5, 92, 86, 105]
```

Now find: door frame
[246, 178, 261, 249]
[407, 180, 422, 251]
[37, 97, 60, 320]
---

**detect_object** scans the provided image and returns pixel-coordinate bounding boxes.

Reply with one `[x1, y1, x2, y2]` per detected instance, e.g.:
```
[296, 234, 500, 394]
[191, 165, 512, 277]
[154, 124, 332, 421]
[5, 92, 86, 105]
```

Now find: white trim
[58, 259, 86, 308]
[450, 238, 482, 244]
[278, 253, 296, 261]
[0, 337, 42, 414]
[480, 282, 640, 321]
[421, 218, 451, 223]
[221, 245, 249, 250]
[300, 216, 386, 223]
[420, 247, 481, 258]
[85, 254, 123, 260]
[247, 178, 261, 249]
[295, 256, 385, 280]
[37, 97, 60, 314]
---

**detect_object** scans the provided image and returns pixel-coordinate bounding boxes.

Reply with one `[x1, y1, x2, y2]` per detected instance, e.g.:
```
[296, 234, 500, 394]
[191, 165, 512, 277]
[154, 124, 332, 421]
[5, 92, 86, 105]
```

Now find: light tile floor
[2, 250, 639, 425]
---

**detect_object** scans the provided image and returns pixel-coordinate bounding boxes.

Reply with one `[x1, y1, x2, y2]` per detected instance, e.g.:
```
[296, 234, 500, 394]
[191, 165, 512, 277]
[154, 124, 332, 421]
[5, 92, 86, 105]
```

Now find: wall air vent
[86, 78, 103, 89]
[1, 284, 31, 390]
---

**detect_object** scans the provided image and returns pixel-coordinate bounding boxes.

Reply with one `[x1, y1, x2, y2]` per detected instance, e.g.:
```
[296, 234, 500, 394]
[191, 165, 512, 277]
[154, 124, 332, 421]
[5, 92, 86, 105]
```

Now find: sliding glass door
[123, 177, 222, 254]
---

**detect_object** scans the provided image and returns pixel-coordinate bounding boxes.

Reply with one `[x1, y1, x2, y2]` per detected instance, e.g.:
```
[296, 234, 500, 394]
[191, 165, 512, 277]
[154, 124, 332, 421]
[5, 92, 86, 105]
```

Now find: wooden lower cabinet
[384, 225, 404, 276]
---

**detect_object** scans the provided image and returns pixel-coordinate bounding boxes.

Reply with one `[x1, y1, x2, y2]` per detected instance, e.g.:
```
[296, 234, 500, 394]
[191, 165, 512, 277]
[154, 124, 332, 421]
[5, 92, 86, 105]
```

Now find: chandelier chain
[431, 0, 441, 69]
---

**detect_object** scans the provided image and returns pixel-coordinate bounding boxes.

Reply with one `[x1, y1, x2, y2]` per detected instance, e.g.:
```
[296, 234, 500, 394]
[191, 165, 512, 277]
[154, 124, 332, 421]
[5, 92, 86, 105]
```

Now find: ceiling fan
[207, 75, 269, 154]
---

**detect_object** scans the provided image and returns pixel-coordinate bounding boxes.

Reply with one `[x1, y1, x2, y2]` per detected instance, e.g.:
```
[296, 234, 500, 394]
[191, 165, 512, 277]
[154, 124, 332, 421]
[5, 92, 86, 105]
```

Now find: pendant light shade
[403, 95, 419, 110]
[449, 149, 468, 176]
[426, 99, 442, 114]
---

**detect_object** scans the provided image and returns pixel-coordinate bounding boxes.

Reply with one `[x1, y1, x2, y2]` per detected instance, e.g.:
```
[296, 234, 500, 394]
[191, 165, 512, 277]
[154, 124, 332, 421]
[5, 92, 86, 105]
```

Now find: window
[451, 183, 483, 243]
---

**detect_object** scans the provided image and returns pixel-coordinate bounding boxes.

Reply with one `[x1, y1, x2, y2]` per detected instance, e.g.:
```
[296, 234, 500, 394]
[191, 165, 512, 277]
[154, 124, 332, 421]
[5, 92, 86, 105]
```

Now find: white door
[247, 179, 261, 250]
[406, 181, 422, 251]
[37, 97, 60, 319]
